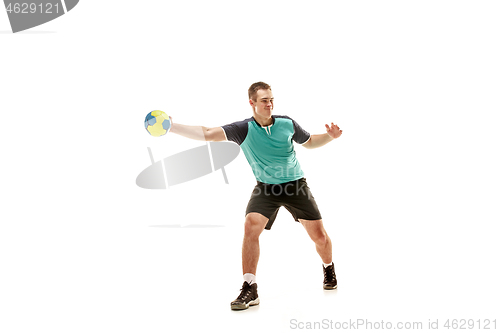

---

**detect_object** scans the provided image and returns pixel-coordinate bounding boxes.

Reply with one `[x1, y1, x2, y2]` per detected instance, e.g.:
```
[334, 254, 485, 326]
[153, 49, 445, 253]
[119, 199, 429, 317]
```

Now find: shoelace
[236, 283, 253, 301]
[324, 267, 336, 281]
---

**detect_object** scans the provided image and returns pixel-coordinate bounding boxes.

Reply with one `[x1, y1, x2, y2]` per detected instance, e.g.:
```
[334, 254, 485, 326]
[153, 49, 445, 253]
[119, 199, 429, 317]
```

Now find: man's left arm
[302, 123, 342, 149]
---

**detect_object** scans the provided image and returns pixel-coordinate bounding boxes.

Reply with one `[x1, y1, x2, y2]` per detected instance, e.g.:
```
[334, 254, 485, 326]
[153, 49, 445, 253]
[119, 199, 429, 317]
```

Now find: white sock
[323, 262, 333, 268]
[243, 273, 256, 285]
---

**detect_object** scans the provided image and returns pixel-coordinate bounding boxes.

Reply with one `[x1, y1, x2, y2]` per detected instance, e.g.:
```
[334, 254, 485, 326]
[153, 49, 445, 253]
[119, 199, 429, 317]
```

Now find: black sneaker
[323, 263, 337, 289]
[230, 281, 260, 310]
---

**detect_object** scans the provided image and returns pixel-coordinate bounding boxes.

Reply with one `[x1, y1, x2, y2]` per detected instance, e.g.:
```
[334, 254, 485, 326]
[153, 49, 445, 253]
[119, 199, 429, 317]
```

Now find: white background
[1, 1, 499, 332]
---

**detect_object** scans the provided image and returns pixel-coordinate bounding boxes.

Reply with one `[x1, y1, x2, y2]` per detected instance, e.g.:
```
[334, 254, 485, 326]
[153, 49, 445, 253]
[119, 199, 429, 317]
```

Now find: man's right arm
[169, 121, 226, 142]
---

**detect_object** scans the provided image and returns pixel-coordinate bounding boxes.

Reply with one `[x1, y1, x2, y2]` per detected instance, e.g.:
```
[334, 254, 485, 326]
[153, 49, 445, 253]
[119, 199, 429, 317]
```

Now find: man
[170, 82, 342, 310]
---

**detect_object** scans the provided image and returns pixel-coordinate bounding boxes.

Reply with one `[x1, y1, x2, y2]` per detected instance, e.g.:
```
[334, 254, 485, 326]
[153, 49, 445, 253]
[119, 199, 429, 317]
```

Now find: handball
[144, 110, 171, 137]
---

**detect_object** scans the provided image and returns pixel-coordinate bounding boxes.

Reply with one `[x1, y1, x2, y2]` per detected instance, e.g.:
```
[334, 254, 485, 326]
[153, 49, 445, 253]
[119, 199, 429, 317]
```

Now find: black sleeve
[221, 118, 251, 146]
[291, 118, 311, 144]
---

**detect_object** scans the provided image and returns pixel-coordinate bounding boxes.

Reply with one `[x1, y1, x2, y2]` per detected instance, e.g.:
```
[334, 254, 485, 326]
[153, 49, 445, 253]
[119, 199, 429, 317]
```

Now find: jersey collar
[252, 115, 275, 127]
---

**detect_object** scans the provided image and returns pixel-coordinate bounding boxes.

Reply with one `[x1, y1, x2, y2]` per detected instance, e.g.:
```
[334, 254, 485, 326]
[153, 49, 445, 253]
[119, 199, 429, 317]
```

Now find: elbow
[203, 128, 219, 142]
[204, 127, 226, 142]
[202, 127, 212, 141]
[302, 137, 313, 149]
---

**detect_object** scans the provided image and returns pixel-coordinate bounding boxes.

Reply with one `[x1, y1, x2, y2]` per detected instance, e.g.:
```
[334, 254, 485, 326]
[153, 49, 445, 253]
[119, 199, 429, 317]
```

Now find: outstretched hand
[326, 122, 342, 139]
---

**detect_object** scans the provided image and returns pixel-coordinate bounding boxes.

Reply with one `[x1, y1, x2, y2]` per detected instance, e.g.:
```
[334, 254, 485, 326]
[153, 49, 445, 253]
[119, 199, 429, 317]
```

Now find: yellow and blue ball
[144, 110, 171, 137]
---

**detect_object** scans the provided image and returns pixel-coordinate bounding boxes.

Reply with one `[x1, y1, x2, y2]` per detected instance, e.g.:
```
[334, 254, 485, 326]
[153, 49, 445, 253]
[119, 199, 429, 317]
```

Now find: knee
[244, 214, 266, 238]
[311, 230, 330, 246]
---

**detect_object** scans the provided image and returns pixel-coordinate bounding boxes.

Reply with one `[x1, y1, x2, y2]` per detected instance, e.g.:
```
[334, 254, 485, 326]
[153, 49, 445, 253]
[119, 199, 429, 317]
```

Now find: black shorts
[245, 178, 322, 230]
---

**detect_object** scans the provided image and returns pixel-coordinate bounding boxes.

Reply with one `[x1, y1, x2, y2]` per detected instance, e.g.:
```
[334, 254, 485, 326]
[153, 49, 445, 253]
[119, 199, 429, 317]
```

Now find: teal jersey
[222, 115, 311, 184]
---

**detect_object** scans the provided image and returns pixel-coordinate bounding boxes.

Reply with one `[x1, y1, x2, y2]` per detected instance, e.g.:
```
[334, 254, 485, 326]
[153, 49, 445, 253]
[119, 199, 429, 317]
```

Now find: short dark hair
[248, 82, 271, 101]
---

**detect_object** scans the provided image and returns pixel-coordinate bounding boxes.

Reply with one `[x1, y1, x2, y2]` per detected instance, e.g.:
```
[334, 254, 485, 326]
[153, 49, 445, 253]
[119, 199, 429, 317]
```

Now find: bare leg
[242, 213, 269, 275]
[299, 219, 332, 263]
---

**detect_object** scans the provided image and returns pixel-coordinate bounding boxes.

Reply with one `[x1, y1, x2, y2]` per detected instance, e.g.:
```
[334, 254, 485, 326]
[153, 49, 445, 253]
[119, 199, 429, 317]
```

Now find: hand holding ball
[144, 110, 171, 137]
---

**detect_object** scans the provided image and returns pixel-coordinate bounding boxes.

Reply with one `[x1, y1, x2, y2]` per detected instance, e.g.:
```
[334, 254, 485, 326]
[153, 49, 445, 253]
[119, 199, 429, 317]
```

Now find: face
[250, 89, 274, 119]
